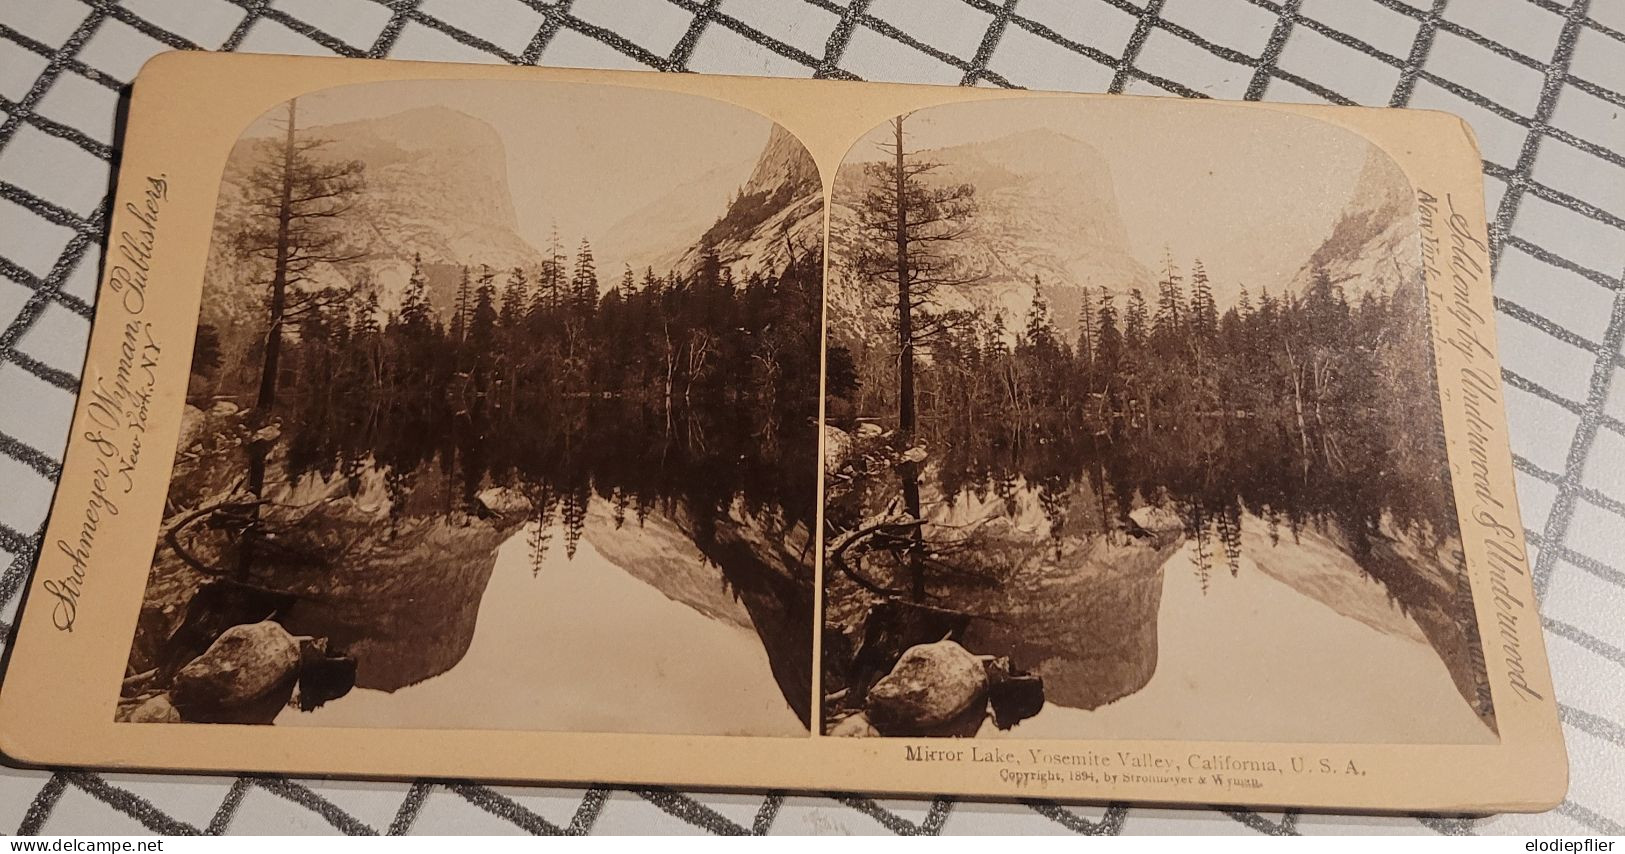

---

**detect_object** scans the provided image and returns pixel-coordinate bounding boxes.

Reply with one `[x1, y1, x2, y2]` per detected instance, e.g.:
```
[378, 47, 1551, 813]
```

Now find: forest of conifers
[193, 242, 824, 564]
[830, 261, 1459, 596]
[186, 102, 823, 572]
[192, 102, 1462, 614]
[823, 116, 1463, 608]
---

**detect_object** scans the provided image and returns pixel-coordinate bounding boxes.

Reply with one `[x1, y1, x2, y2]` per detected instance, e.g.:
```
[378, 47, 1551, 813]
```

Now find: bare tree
[849, 114, 978, 599]
[233, 98, 365, 575]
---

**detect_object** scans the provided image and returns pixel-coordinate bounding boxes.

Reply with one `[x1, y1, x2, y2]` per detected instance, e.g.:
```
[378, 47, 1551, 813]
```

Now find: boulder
[822, 425, 852, 476]
[1128, 505, 1183, 535]
[126, 693, 181, 724]
[176, 405, 207, 455]
[866, 640, 988, 735]
[827, 712, 879, 738]
[170, 620, 301, 712]
[158, 580, 297, 680]
[248, 423, 282, 446]
[856, 422, 884, 439]
[298, 635, 331, 666]
[475, 486, 531, 517]
[848, 601, 970, 701]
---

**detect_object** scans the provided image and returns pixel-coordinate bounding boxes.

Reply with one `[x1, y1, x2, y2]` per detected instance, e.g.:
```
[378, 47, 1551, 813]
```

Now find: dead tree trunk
[239, 98, 299, 577]
[1285, 339, 1312, 479]
[890, 116, 928, 603]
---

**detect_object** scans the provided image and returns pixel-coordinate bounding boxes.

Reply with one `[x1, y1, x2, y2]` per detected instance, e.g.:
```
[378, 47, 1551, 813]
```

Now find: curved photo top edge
[117, 77, 827, 737]
[818, 98, 1497, 746]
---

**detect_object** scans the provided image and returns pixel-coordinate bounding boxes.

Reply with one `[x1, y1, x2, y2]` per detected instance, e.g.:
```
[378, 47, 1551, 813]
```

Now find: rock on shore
[169, 620, 301, 712]
[866, 640, 988, 735]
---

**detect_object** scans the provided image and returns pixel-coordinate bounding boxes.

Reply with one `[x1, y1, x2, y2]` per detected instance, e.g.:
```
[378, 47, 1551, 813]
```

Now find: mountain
[208, 109, 822, 333]
[1286, 148, 1420, 299]
[595, 154, 756, 276]
[212, 106, 546, 323]
[827, 128, 1153, 345]
[313, 106, 548, 318]
[585, 497, 815, 727]
[316, 107, 543, 270]
[601, 124, 824, 281]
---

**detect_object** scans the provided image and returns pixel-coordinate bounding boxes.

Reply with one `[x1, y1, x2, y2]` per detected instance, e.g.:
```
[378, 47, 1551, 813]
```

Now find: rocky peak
[740, 123, 822, 202]
[1289, 148, 1420, 299]
[698, 124, 823, 254]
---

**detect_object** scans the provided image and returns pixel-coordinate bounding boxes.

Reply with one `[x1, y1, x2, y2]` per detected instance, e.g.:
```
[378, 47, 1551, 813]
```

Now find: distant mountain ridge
[826, 128, 1422, 348]
[828, 128, 1154, 346]
[211, 107, 821, 328]
[604, 124, 823, 280]
[1287, 149, 1421, 300]
[211, 106, 545, 324]
[310, 106, 542, 271]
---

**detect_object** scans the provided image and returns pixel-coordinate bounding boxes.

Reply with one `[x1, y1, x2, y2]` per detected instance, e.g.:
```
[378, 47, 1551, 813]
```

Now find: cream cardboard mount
[0, 51, 1566, 813]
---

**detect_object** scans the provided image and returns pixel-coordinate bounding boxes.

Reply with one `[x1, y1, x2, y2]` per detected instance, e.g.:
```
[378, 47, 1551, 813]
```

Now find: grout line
[1488, 0, 1593, 267]
[1245, 0, 1302, 100]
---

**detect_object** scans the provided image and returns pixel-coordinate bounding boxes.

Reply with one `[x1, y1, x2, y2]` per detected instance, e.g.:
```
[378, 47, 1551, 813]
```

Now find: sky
[239, 78, 771, 251]
[844, 97, 1382, 292]
[233, 82, 1390, 295]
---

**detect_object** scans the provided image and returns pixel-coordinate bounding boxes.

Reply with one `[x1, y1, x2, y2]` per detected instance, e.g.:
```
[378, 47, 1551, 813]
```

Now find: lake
[977, 532, 1499, 744]
[278, 500, 808, 736]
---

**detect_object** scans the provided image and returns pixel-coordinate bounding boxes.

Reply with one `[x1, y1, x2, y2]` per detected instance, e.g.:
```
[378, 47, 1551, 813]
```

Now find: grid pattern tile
[0, 0, 1620, 836]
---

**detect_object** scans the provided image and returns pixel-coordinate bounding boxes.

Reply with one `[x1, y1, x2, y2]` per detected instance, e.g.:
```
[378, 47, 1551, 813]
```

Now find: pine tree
[352, 289, 381, 337]
[1224, 285, 1254, 369]
[984, 312, 1009, 359]
[698, 242, 722, 292]
[500, 266, 528, 325]
[572, 238, 598, 314]
[1075, 284, 1094, 367]
[469, 264, 498, 347]
[612, 486, 628, 530]
[238, 96, 365, 407]
[1153, 248, 1184, 343]
[352, 289, 383, 389]
[451, 266, 473, 343]
[1021, 289, 1060, 353]
[1124, 287, 1149, 349]
[1218, 503, 1243, 577]
[399, 253, 432, 334]
[562, 488, 587, 560]
[850, 113, 979, 601]
[535, 225, 567, 315]
[1257, 285, 1279, 330]
[1188, 259, 1218, 339]
[1095, 291, 1122, 374]
[527, 482, 557, 577]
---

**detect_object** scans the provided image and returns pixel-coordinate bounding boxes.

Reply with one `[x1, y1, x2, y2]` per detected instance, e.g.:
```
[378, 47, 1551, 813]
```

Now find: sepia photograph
[820, 99, 1497, 744]
[116, 79, 824, 735]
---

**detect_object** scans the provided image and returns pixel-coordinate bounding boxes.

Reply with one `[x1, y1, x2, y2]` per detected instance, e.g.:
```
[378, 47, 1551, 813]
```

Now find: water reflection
[824, 405, 1498, 740]
[280, 497, 807, 735]
[967, 507, 1496, 744]
[192, 383, 819, 732]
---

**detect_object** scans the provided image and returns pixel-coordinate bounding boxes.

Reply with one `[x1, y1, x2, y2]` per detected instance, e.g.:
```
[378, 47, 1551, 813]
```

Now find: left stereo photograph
[116, 78, 826, 735]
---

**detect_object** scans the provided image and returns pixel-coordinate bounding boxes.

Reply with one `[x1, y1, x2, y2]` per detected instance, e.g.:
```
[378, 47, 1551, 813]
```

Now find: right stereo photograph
[817, 98, 1497, 746]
